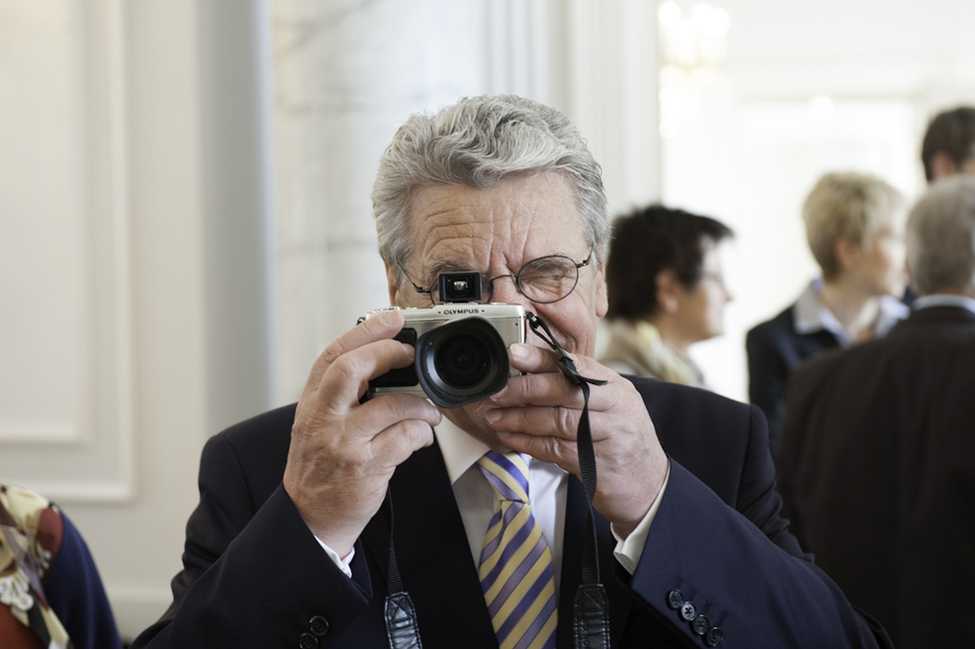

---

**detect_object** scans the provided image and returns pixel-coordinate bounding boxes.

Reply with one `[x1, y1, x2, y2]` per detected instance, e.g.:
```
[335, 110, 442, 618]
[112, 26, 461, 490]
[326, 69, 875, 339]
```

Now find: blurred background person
[0, 483, 122, 649]
[775, 175, 975, 649]
[599, 205, 734, 387]
[746, 172, 908, 453]
[921, 106, 975, 182]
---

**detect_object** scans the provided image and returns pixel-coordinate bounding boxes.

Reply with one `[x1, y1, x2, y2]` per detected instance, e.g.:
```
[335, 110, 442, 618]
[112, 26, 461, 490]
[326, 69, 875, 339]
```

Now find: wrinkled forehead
[404, 174, 586, 270]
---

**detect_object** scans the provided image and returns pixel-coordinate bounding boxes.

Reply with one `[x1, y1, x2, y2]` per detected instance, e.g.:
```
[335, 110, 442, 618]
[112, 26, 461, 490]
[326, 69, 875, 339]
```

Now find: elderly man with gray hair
[778, 175, 975, 649]
[134, 95, 890, 649]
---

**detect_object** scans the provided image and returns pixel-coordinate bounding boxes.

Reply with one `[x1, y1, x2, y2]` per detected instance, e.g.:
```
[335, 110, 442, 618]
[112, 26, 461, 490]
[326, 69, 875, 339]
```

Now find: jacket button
[705, 626, 724, 647]
[680, 600, 697, 622]
[299, 632, 319, 649]
[309, 615, 329, 637]
[691, 614, 709, 635]
[666, 589, 684, 610]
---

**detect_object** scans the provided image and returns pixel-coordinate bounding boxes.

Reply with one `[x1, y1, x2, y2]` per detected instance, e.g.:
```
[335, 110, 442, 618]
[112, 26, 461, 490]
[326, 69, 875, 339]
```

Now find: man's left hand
[482, 342, 669, 538]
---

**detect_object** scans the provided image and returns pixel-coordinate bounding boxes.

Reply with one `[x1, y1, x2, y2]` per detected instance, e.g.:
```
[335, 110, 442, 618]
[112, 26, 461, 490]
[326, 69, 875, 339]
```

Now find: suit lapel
[362, 440, 497, 649]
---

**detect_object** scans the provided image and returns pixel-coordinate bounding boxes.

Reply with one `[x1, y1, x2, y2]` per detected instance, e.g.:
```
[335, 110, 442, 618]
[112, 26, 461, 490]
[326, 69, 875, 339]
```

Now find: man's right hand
[283, 310, 441, 557]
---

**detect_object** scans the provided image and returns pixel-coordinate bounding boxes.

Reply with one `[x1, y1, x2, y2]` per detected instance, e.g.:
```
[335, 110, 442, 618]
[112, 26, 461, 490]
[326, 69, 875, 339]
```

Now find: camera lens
[435, 334, 489, 388]
[414, 316, 511, 408]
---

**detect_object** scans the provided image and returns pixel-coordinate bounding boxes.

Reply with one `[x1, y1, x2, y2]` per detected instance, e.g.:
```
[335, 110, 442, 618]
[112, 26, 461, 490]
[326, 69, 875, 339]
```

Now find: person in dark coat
[133, 95, 890, 649]
[777, 175, 975, 649]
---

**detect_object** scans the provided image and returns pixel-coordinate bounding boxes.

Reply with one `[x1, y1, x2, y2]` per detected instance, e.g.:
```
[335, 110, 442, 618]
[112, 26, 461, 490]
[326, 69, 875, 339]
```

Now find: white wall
[0, 0, 274, 641]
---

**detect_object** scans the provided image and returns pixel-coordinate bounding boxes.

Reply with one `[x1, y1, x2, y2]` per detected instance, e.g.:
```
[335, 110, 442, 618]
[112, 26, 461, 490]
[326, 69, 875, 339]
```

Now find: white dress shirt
[317, 416, 670, 585]
[912, 293, 975, 315]
[793, 278, 909, 345]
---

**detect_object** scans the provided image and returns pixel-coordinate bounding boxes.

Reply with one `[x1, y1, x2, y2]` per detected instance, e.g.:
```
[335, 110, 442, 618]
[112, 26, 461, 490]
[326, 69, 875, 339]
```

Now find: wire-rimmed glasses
[400, 250, 594, 306]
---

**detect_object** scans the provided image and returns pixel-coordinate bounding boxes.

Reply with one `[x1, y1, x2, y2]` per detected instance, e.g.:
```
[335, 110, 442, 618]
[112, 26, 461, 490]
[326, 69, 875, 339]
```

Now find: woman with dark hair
[599, 204, 734, 387]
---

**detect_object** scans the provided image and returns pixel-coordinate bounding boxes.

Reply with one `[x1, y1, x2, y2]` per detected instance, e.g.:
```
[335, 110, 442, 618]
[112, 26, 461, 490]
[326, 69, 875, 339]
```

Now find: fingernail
[486, 409, 502, 423]
[380, 311, 399, 325]
[510, 344, 528, 360]
[489, 386, 507, 402]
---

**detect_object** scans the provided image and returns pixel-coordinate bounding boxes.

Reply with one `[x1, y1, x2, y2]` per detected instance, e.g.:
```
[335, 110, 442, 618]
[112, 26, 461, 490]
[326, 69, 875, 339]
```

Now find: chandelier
[657, 1, 730, 139]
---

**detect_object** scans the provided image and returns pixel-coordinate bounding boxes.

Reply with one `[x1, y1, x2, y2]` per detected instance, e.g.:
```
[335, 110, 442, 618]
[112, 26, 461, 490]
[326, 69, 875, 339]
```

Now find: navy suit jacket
[777, 305, 975, 649]
[746, 304, 840, 454]
[133, 378, 889, 648]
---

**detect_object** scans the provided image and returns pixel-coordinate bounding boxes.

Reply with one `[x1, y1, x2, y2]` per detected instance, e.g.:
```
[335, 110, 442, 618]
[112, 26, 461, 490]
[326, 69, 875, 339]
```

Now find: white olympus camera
[358, 272, 528, 408]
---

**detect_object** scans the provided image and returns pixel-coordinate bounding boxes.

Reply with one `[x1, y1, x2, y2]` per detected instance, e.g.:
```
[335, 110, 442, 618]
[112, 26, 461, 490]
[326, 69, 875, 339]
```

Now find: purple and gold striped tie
[477, 451, 557, 649]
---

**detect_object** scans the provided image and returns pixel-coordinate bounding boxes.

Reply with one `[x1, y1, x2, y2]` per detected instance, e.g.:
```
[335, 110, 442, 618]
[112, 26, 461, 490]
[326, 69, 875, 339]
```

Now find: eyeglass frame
[398, 249, 595, 307]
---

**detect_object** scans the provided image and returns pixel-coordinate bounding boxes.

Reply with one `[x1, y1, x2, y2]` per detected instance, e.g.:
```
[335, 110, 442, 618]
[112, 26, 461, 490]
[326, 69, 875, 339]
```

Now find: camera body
[359, 301, 527, 408]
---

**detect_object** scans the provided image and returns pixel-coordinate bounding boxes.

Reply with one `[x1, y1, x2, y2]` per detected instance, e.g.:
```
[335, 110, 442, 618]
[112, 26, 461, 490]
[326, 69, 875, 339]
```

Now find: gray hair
[907, 175, 975, 295]
[371, 95, 609, 283]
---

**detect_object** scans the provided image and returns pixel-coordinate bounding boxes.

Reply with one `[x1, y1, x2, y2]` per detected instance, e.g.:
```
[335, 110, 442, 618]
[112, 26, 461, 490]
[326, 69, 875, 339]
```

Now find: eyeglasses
[400, 250, 594, 306]
[698, 271, 728, 291]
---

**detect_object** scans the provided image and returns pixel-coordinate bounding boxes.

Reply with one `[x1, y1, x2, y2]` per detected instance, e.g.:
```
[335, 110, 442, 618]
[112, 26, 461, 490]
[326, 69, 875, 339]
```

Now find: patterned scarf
[0, 484, 72, 649]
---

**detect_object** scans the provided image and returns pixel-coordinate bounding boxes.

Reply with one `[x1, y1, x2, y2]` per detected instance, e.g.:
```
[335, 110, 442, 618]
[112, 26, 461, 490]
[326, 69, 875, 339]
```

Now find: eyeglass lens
[429, 255, 581, 305]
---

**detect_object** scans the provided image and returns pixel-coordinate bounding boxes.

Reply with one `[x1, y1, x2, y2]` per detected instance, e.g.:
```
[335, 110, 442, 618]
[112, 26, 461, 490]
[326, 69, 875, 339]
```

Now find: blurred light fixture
[658, 1, 730, 72]
[809, 95, 835, 118]
[657, 1, 730, 138]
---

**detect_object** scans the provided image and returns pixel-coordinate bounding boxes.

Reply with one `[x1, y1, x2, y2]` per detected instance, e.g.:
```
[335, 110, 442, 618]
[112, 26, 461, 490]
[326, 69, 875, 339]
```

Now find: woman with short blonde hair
[747, 171, 910, 453]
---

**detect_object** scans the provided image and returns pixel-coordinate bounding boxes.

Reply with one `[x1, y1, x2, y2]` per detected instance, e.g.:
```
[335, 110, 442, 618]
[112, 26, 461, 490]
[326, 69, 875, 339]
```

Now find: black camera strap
[526, 312, 611, 649]
[383, 487, 423, 649]
[382, 313, 609, 649]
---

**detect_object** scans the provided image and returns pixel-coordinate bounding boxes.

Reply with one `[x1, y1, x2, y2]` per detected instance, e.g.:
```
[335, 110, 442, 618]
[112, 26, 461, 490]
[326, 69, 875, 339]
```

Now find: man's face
[386, 171, 608, 447]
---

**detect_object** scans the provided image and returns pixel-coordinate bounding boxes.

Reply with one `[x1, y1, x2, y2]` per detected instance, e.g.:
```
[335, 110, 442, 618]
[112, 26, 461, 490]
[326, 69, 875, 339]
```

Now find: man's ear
[385, 262, 403, 306]
[655, 269, 680, 314]
[834, 237, 862, 272]
[594, 245, 608, 317]
[930, 151, 958, 181]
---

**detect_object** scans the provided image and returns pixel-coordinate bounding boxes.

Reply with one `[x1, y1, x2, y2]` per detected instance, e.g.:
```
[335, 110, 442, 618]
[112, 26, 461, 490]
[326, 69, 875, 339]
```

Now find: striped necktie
[477, 451, 557, 649]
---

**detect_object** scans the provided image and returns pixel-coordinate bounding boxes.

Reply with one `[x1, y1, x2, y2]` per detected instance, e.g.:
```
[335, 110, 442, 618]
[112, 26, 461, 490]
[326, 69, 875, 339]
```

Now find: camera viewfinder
[438, 272, 482, 303]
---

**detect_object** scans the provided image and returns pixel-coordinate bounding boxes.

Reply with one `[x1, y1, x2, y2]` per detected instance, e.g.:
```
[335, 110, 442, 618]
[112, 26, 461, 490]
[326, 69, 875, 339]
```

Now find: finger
[318, 339, 418, 409]
[302, 310, 407, 395]
[485, 404, 580, 440]
[356, 392, 443, 437]
[508, 342, 616, 381]
[372, 417, 437, 466]
[490, 364, 623, 412]
[496, 430, 581, 476]
[489, 371, 587, 409]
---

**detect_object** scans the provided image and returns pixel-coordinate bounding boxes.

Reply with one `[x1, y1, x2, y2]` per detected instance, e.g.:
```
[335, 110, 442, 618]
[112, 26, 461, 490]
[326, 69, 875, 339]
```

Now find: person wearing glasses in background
[599, 205, 734, 388]
[134, 95, 891, 649]
[746, 172, 908, 455]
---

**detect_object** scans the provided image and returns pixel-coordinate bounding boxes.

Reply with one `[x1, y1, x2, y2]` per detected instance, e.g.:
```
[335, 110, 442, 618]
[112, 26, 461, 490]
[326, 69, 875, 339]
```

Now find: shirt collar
[434, 415, 491, 485]
[913, 294, 975, 315]
[793, 278, 909, 345]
